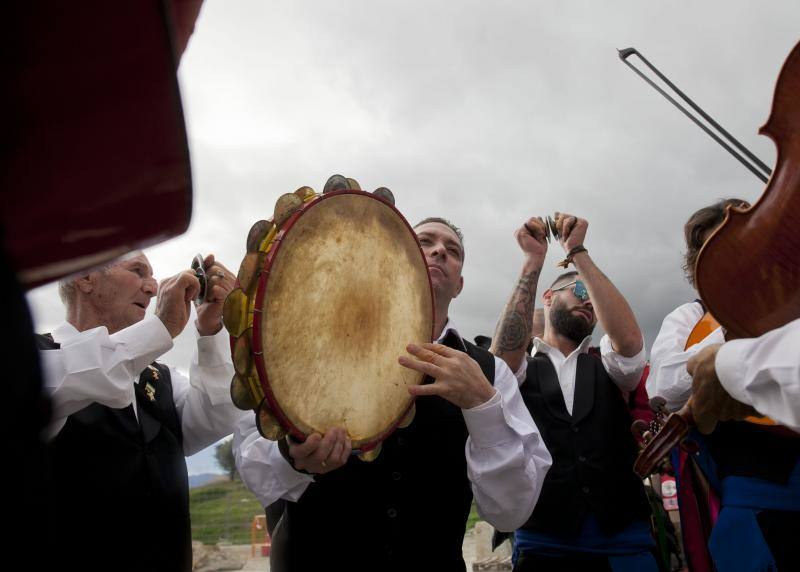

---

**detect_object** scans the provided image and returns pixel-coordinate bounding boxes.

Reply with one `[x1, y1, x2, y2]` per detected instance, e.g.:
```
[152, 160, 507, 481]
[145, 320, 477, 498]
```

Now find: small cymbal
[357, 442, 382, 462]
[230, 372, 262, 410]
[233, 328, 255, 376]
[222, 288, 249, 337]
[246, 220, 272, 253]
[274, 193, 303, 228]
[257, 402, 287, 440]
[323, 174, 350, 194]
[373, 187, 395, 206]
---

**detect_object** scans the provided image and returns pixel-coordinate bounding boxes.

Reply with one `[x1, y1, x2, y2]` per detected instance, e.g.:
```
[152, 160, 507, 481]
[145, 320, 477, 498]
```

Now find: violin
[624, 39, 800, 477]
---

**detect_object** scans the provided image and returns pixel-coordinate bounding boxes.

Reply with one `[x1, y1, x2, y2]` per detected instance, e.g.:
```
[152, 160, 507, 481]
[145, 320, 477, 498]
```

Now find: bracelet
[556, 245, 588, 269]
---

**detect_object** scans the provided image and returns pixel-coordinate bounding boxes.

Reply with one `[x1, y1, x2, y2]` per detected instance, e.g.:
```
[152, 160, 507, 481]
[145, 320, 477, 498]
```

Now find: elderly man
[38, 251, 246, 572]
[234, 217, 551, 572]
[492, 213, 654, 572]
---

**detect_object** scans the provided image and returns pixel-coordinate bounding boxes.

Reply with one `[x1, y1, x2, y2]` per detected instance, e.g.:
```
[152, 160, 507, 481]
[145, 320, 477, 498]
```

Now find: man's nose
[427, 242, 446, 260]
[143, 277, 158, 297]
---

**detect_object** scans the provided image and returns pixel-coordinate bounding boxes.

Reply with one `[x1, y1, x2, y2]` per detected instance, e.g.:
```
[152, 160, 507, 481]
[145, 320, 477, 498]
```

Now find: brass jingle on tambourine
[357, 442, 382, 462]
[233, 328, 255, 376]
[230, 372, 262, 411]
[397, 404, 415, 429]
[346, 178, 361, 191]
[274, 193, 303, 228]
[246, 220, 272, 253]
[191, 254, 208, 303]
[237, 251, 265, 296]
[222, 288, 249, 337]
[294, 186, 316, 201]
[372, 187, 395, 206]
[257, 402, 287, 440]
[323, 174, 350, 194]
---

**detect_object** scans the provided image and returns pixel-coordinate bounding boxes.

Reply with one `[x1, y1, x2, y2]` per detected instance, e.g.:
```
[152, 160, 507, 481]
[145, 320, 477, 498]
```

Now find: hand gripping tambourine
[223, 175, 433, 461]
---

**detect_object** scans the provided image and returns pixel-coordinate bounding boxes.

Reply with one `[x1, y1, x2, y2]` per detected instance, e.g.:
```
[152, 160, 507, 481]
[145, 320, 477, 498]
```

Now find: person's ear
[453, 276, 464, 299]
[542, 289, 553, 308]
[76, 274, 94, 294]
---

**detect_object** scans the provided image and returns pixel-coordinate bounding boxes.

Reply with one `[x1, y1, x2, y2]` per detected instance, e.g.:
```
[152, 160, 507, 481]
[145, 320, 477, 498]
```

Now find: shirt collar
[435, 318, 467, 351]
[532, 334, 593, 361]
[51, 321, 82, 344]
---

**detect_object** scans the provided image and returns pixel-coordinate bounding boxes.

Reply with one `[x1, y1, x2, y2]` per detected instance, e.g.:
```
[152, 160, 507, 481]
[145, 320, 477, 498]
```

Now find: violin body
[696, 40, 800, 339]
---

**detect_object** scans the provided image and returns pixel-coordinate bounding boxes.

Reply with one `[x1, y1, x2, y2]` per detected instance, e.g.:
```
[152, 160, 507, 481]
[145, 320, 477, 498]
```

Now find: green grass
[190, 479, 483, 545]
[190, 478, 264, 545]
[466, 502, 481, 531]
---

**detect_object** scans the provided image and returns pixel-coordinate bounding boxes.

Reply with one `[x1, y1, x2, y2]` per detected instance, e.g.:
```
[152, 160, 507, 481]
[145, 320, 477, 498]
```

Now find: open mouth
[133, 302, 147, 310]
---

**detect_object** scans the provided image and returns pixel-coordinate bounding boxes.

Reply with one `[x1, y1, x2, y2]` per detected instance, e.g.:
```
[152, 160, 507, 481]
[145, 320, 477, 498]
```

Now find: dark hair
[414, 217, 465, 258]
[549, 270, 578, 290]
[682, 198, 748, 286]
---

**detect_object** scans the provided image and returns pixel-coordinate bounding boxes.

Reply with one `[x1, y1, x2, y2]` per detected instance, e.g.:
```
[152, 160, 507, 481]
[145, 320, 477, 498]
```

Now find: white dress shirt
[716, 317, 800, 432]
[233, 318, 552, 532]
[648, 301, 726, 412]
[514, 334, 647, 414]
[40, 314, 247, 455]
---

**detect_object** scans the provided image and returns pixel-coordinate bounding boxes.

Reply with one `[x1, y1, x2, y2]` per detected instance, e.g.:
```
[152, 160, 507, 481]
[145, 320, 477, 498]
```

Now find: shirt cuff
[715, 340, 751, 406]
[109, 314, 173, 372]
[462, 390, 513, 447]
[196, 325, 233, 368]
[599, 334, 646, 368]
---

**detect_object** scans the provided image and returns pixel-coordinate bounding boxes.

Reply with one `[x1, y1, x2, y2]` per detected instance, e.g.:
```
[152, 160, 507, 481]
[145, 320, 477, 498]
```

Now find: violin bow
[618, 47, 772, 183]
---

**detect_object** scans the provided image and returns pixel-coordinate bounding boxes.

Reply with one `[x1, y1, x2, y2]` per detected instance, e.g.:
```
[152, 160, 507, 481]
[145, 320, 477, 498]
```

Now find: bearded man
[492, 213, 655, 572]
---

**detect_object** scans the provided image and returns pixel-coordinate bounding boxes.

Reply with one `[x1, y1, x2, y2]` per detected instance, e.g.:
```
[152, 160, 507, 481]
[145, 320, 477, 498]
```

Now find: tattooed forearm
[491, 269, 540, 357]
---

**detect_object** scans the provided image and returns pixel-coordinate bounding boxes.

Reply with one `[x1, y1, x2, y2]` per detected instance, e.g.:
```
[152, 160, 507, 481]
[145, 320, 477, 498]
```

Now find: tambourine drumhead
[254, 192, 433, 449]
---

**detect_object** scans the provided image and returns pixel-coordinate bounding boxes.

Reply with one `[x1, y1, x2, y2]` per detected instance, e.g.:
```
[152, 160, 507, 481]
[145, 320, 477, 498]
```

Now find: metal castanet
[696, 40, 800, 339]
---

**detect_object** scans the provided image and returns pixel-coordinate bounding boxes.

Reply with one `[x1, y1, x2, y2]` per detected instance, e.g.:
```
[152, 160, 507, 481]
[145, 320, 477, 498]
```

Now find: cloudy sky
[27, 1, 800, 473]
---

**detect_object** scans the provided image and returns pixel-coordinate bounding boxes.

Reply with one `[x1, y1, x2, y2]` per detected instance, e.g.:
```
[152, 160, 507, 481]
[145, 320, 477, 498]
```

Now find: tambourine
[223, 175, 433, 461]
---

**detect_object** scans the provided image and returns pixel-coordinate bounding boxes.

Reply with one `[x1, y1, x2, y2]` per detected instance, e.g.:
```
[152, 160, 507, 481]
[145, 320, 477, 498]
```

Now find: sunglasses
[551, 279, 589, 302]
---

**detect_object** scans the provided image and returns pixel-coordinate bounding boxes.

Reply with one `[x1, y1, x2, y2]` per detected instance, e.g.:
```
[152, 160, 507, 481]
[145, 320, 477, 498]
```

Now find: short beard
[549, 301, 595, 344]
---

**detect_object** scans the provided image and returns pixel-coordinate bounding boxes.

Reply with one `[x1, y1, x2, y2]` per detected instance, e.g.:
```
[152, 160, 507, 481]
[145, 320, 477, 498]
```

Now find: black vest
[38, 334, 192, 572]
[706, 422, 800, 483]
[279, 335, 496, 572]
[519, 352, 650, 535]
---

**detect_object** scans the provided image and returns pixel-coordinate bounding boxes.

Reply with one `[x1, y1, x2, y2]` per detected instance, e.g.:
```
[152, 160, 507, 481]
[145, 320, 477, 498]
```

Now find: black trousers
[513, 552, 614, 572]
[757, 509, 800, 570]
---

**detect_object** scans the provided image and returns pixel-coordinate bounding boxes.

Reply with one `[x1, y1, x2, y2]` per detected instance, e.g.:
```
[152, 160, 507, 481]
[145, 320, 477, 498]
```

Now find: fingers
[290, 428, 351, 473]
[398, 343, 456, 378]
[408, 383, 446, 398]
[205, 283, 229, 304]
[290, 433, 322, 459]
[174, 270, 201, 303]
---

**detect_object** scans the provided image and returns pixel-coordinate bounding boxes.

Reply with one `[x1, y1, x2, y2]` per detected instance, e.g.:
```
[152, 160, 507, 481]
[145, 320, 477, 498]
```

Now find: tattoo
[492, 270, 540, 356]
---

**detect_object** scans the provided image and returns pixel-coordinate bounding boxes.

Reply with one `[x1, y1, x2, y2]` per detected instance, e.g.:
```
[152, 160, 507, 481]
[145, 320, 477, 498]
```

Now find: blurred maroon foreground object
[3, 0, 203, 288]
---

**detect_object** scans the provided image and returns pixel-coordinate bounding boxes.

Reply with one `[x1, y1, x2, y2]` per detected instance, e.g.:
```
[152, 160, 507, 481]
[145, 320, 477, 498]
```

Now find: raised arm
[556, 213, 643, 357]
[490, 217, 548, 372]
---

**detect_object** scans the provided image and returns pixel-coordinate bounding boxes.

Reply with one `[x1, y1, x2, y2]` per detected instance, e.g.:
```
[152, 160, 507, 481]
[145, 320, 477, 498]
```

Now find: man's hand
[196, 254, 235, 336]
[155, 271, 201, 338]
[554, 212, 588, 252]
[399, 343, 496, 409]
[687, 344, 759, 434]
[288, 428, 352, 474]
[517, 217, 548, 268]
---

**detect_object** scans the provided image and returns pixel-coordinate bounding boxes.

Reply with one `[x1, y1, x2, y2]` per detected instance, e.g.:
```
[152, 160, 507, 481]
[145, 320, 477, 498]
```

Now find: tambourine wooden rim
[250, 189, 434, 452]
